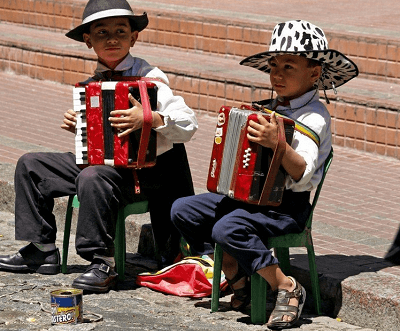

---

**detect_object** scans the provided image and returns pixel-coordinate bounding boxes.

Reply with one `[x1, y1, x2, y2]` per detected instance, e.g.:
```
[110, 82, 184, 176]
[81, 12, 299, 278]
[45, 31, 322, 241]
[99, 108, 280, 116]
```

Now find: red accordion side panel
[230, 113, 262, 203]
[113, 80, 157, 168]
[206, 106, 230, 193]
[85, 82, 105, 165]
[114, 81, 133, 167]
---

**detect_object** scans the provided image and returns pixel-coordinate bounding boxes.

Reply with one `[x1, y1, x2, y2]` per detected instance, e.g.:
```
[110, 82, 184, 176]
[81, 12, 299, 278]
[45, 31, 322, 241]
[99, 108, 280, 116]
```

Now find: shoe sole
[72, 278, 118, 293]
[0, 262, 60, 275]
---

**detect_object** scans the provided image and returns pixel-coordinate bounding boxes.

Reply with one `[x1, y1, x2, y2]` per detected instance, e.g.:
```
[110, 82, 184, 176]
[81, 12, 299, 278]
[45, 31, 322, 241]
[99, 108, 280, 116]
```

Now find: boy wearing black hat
[0, 0, 198, 293]
[171, 20, 358, 329]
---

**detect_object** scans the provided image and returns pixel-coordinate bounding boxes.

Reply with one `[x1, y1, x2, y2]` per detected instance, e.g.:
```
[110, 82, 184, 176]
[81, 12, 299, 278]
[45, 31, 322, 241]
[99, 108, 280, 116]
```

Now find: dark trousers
[170, 190, 311, 275]
[14, 144, 194, 263]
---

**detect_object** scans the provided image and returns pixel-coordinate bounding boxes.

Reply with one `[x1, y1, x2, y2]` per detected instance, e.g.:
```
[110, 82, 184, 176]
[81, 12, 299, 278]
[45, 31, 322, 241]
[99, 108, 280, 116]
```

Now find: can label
[50, 289, 83, 325]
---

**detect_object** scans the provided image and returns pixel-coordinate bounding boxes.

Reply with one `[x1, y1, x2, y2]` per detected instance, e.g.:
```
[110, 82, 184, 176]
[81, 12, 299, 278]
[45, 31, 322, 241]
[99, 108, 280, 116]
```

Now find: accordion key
[207, 106, 295, 206]
[73, 79, 158, 168]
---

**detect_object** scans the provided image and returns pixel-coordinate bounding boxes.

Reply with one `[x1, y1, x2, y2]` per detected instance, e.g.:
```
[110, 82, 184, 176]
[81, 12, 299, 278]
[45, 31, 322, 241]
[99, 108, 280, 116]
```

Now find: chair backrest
[305, 147, 334, 228]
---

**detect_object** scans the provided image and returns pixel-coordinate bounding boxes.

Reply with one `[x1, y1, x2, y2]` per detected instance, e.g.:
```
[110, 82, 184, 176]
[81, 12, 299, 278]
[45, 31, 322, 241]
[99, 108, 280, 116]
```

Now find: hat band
[82, 9, 134, 25]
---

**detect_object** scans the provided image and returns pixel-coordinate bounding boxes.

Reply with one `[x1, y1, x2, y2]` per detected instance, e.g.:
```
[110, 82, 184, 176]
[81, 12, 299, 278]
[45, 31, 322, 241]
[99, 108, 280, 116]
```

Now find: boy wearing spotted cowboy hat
[0, 0, 198, 293]
[170, 20, 358, 329]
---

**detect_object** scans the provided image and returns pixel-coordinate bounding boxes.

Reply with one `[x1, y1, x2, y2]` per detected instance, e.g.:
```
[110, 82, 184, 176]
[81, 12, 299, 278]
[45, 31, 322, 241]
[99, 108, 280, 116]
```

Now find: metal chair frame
[61, 195, 149, 281]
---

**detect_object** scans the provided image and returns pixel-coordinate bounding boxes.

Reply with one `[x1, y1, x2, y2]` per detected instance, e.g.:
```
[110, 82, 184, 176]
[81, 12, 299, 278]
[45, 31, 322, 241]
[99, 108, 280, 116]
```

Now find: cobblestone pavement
[0, 210, 376, 331]
[1, 0, 400, 328]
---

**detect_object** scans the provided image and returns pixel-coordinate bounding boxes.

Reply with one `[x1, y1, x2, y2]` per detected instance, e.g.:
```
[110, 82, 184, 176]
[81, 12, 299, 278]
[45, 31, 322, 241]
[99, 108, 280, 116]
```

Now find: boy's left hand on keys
[247, 111, 279, 149]
[61, 109, 77, 134]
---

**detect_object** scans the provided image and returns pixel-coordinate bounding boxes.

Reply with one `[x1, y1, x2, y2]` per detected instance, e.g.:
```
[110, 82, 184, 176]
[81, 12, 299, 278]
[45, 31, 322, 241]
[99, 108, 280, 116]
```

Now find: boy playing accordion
[171, 20, 358, 329]
[0, 0, 198, 293]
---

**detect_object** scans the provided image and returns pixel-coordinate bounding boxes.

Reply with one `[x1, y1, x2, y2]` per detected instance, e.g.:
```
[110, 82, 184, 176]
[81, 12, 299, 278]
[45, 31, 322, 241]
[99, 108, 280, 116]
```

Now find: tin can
[50, 289, 83, 325]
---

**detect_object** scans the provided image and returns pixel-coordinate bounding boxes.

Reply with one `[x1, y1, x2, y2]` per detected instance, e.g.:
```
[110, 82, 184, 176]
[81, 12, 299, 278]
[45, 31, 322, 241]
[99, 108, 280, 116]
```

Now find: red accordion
[207, 106, 295, 206]
[73, 78, 157, 168]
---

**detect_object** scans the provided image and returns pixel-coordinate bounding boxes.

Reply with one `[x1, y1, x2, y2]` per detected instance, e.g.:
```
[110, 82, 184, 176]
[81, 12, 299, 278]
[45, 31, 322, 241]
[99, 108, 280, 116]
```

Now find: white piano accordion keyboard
[73, 87, 88, 165]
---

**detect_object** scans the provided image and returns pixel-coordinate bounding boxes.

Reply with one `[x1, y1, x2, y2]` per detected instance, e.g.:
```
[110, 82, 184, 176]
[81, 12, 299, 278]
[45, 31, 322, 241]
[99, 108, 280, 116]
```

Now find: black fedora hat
[66, 0, 149, 42]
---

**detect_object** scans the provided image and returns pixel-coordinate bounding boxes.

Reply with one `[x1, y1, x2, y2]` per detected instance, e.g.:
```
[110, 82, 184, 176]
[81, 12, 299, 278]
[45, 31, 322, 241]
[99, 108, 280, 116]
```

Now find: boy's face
[83, 17, 138, 69]
[268, 55, 321, 103]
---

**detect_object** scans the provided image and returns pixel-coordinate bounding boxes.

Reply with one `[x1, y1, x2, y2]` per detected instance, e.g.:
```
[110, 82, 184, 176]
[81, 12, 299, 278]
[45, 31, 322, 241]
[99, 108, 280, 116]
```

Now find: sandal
[267, 276, 306, 330]
[225, 265, 250, 311]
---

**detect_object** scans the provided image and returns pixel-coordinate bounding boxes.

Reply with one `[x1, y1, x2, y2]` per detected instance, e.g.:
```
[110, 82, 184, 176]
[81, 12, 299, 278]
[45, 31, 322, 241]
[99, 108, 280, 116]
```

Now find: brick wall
[2, 0, 400, 84]
[327, 101, 399, 158]
[0, 0, 399, 159]
[2, 41, 398, 158]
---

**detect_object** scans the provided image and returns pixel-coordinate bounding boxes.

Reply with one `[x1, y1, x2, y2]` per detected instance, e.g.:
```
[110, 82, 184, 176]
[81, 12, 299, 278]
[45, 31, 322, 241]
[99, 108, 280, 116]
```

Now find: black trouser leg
[140, 144, 195, 264]
[74, 165, 139, 261]
[14, 152, 80, 243]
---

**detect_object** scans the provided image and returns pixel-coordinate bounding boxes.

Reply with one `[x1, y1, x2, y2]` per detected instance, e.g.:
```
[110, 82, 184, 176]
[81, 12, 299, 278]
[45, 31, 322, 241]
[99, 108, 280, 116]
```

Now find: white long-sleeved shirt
[267, 90, 332, 192]
[87, 53, 198, 156]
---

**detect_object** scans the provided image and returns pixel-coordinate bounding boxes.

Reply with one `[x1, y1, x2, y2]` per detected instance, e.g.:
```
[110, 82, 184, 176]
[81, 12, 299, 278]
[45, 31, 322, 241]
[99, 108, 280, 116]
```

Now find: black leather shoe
[72, 259, 118, 293]
[0, 243, 60, 274]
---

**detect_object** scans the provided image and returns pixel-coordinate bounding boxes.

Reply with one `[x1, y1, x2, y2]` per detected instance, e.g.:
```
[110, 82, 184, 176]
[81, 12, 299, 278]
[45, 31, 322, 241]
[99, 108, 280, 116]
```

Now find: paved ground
[0, 210, 377, 331]
[1, 0, 400, 329]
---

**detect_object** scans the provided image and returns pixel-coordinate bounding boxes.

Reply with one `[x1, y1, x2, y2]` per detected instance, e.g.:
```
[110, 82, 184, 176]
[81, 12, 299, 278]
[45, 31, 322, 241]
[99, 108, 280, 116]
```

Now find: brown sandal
[267, 276, 306, 329]
[225, 265, 250, 311]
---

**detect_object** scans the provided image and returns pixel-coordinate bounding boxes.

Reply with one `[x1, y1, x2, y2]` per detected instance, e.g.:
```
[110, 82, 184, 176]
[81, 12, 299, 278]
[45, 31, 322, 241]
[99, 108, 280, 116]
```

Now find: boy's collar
[94, 53, 134, 74]
[274, 90, 319, 112]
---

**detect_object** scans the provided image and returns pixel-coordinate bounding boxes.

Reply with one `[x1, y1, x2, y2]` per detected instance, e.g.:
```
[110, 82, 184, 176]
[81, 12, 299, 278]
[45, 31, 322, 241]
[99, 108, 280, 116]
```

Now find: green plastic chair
[61, 195, 149, 281]
[211, 148, 334, 323]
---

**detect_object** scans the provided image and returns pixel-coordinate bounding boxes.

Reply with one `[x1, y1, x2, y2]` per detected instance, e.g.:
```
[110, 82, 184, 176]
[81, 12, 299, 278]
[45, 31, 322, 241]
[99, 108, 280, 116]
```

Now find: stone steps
[0, 0, 399, 160]
[2, 0, 400, 83]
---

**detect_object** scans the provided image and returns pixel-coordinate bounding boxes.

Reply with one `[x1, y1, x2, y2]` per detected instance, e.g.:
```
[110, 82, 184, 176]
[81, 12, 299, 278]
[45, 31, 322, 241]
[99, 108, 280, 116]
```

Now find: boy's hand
[109, 93, 144, 137]
[61, 109, 77, 134]
[247, 111, 279, 149]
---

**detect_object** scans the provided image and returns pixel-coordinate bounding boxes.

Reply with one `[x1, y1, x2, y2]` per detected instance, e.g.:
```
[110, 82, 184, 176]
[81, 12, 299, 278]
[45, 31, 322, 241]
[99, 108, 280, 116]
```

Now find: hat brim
[66, 12, 149, 42]
[240, 49, 359, 90]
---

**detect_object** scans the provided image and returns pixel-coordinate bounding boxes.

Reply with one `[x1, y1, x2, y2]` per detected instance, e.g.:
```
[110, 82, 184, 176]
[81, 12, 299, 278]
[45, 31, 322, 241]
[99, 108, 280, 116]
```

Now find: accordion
[73, 78, 158, 168]
[207, 106, 295, 206]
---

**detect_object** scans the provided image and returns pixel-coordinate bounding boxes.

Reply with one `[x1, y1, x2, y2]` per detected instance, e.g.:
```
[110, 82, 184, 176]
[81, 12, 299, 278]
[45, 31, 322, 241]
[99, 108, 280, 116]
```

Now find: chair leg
[114, 208, 126, 281]
[250, 273, 268, 324]
[61, 196, 75, 274]
[307, 245, 322, 315]
[248, 247, 290, 324]
[211, 243, 223, 312]
[274, 247, 291, 275]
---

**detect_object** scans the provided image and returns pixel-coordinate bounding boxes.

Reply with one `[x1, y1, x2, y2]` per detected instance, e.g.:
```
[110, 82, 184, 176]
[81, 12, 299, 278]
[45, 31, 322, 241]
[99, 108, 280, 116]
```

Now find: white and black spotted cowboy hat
[66, 0, 148, 42]
[240, 20, 359, 90]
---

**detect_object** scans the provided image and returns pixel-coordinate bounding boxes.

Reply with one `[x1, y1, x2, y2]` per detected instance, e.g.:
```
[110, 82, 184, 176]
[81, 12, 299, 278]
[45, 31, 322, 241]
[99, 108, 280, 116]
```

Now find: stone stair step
[0, 20, 399, 159]
[1, 0, 400, 85]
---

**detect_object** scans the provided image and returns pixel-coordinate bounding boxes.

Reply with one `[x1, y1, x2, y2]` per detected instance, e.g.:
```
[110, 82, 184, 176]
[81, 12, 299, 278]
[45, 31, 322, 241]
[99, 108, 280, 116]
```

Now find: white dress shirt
[269, 90, 332, 192]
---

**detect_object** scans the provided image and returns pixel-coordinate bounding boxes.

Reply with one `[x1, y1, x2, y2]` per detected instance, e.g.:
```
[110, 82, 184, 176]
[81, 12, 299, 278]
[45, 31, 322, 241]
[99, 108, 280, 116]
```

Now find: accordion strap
[262, 107, 320, 147]
[136, 80, 153, 168]
[248, 103, 320, 147]
[258, 116, 287, 206]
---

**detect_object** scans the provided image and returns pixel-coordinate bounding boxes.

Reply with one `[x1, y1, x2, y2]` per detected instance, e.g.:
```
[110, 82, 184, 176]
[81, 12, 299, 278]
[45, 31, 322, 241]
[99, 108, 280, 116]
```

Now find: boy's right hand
[247, 111, 279, 149]
[61, 109, 77, 134]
